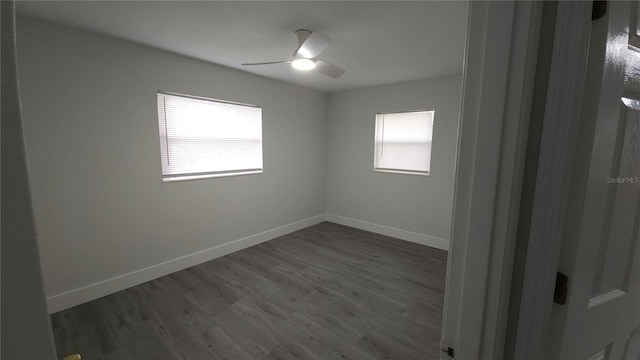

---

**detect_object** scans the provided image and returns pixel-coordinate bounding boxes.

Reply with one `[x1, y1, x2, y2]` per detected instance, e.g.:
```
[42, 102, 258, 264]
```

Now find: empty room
[5, 1, 469, 359]
[11, 2, 640, 359]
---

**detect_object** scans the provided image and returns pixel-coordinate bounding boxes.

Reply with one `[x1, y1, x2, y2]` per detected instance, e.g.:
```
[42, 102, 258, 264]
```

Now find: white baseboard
[325, 213, 449, 251]
[46, 214, 325, 313]
[47, 213, 447, 313]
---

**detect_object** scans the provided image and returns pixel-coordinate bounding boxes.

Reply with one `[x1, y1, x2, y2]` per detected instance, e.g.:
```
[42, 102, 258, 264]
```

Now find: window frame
[373, 109, 434, 176]
[156, 91, 263, 182]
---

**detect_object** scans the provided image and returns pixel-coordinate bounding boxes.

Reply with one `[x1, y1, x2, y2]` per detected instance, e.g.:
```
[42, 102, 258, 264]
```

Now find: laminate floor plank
[228, 298, 323, 360]
[51, 222, 447, 360]
[201, 326, 256, 360]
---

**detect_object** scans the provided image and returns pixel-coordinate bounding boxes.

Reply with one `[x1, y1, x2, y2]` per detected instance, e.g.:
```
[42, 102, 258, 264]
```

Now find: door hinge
[592, 1, 607, 21]
[441, 346, 455, 358]
[553, 272, 569, 305]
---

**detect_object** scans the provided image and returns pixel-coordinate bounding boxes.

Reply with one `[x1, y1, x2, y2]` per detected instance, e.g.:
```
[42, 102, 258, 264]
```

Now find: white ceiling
[15, 1, 469, 93]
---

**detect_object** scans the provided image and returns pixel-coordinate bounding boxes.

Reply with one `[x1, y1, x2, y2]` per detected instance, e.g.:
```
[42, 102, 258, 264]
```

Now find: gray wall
[16, 16, 463, 313]
[1, 3, 57, 358]
[16, 17, 328, 310]
[325, 76, 462, 244]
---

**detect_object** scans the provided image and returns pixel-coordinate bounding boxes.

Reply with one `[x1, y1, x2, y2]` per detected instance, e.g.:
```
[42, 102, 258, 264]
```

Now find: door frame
[441, 1, 544, 359]
[443, 1, 601, 359]
[511, 2, 594, 359]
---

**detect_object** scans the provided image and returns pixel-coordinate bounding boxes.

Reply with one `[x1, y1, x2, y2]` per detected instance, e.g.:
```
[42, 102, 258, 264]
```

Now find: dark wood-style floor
[51, 222, 447, 360]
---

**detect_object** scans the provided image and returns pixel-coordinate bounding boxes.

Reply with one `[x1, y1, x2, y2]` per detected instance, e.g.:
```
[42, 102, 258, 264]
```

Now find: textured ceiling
[16, 1, 469, 93]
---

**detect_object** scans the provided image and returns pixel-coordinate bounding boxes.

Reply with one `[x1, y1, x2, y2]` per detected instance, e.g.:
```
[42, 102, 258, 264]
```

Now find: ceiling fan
[242, 29, 345, 79]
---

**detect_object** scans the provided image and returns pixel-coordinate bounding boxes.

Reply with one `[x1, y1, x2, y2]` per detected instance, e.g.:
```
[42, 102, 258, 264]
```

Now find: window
[374, 110, 434, 176]
[157, 92, 263, 182]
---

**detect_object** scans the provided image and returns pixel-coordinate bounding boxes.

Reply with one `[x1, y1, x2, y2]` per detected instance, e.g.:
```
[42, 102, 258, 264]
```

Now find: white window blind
[157, 92, 263, 182]
[374, 110, 434, 176]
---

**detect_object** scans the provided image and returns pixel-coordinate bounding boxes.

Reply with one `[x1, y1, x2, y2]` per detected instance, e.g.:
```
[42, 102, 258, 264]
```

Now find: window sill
[374, 168, 430, 177]
[162, 169, 263, 183]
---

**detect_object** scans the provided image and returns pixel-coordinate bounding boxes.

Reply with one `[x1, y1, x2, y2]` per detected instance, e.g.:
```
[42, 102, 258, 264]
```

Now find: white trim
[512, 3, 593, 359]
[46, 213, 450, 313]
[325, 213, 449, 251]
[46, 214, 325, 313]
[441, 2, 542, 359]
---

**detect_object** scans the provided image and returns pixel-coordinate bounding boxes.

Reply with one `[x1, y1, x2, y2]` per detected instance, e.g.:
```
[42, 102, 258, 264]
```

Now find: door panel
[629, 2, 640, 52]
[585, 347, 609, 360]
[590, 96, 640, 301]
[557, 2, 640, 359]
[623, 326, 640, 359]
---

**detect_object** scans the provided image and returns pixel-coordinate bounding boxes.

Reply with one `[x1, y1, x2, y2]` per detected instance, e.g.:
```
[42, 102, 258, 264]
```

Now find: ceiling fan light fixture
[291, 58, 316, 71]
[242, 30, 344, 78]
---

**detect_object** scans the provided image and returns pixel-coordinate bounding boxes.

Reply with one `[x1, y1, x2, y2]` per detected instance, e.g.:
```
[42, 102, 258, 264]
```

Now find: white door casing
[512, 2, 594, 359]
[440, 1, 543, 359]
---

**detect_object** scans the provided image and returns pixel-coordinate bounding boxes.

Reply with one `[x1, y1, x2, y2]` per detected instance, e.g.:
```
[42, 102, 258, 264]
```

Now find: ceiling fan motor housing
[294, 29, 313, 51]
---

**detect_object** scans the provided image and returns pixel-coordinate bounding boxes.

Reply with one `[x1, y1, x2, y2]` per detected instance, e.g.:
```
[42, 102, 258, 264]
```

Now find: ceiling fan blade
[295, 31, 331, 58]
[315, 59, 345, 79]
[242, 60, 291, 66]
